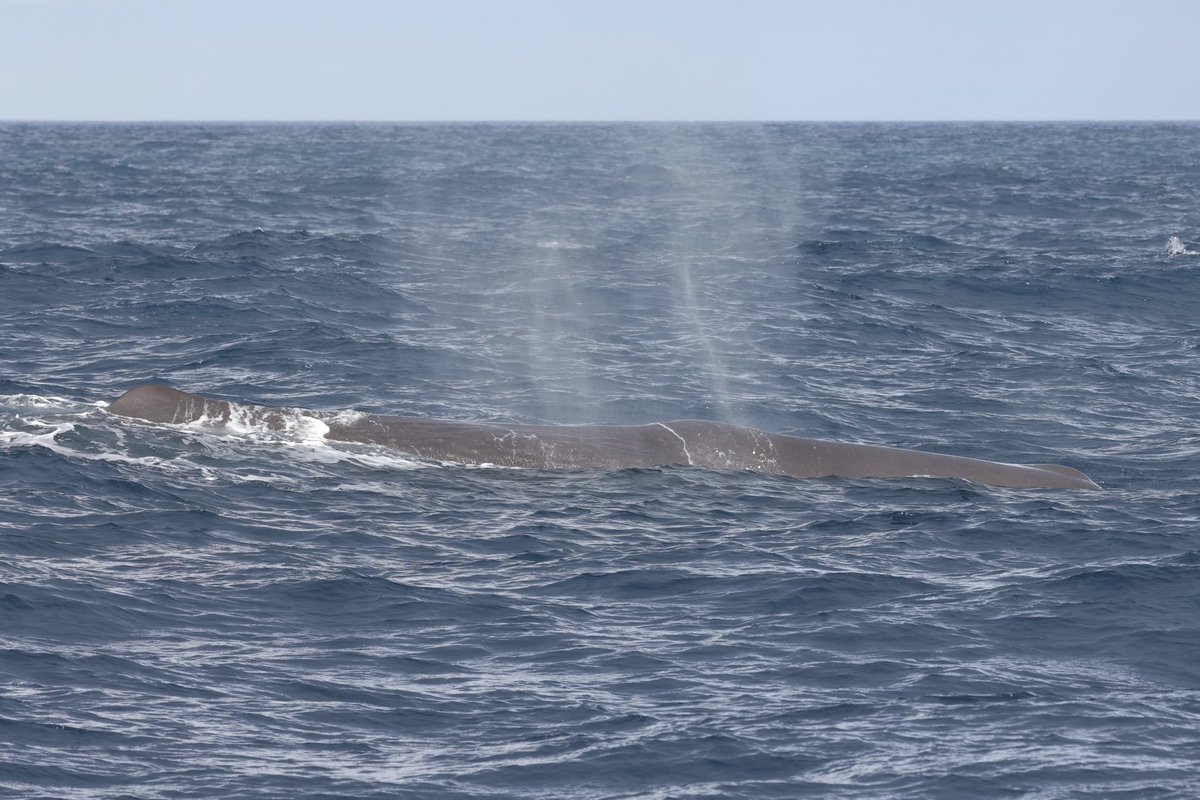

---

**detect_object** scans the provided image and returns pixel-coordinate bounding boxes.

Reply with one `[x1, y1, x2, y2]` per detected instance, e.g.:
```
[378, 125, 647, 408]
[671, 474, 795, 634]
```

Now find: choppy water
[2, 122, 1200, 798]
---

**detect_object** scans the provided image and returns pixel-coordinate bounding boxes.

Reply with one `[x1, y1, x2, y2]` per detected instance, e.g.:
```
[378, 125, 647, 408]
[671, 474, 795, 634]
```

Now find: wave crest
[1166, 235, 1199, 256]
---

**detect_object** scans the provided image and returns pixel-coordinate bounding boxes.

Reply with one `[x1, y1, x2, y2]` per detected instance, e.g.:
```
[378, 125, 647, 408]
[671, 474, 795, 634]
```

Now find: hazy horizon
[5, 119, 1200, 124]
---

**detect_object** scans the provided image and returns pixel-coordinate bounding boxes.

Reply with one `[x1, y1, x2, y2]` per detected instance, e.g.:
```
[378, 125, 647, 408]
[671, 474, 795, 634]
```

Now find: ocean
[1, 121, 1199, 798]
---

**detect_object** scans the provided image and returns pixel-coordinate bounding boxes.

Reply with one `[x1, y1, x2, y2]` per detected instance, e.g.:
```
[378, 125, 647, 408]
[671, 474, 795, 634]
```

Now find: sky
[1, 0, 1197, 121]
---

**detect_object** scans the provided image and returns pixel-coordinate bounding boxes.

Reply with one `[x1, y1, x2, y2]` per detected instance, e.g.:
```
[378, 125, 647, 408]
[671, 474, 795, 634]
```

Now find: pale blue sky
[1, 0, 1196, 121]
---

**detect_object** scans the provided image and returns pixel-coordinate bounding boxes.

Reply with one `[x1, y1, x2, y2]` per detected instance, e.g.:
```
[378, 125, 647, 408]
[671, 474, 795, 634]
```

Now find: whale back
[108, 385, 232, 424]
[106, 385, 1098, 489]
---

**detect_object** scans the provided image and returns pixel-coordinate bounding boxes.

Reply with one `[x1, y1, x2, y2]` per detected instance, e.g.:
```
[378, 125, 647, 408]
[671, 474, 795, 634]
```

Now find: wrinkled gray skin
[108, 385, 1098, 489]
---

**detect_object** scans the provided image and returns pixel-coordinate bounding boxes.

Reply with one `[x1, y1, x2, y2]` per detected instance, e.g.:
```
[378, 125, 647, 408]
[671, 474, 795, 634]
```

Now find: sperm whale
[107, 385, 1098, 489]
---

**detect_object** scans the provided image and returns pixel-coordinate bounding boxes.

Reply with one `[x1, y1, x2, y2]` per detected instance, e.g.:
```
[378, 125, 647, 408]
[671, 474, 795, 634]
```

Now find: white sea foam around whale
[0, 393, 426, 484]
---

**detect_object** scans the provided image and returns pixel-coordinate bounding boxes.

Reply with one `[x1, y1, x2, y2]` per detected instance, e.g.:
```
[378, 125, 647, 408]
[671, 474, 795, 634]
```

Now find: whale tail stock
[105, 385, 1098, 490]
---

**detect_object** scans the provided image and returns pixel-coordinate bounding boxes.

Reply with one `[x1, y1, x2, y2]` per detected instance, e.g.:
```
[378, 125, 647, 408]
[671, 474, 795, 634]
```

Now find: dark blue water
[2, 122, 1200, 798]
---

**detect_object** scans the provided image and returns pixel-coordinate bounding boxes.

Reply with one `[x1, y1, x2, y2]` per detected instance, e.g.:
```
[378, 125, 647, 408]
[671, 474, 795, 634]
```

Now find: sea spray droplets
[1166, 235, 1199, 256]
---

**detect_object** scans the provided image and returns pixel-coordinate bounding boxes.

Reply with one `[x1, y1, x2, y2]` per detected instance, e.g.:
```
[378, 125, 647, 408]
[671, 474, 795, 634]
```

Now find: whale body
[107, 385, 1098, 490]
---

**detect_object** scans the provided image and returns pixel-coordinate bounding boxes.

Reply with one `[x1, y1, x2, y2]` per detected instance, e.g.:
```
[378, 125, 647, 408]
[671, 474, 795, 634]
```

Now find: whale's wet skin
[109, 385, 1098, 489]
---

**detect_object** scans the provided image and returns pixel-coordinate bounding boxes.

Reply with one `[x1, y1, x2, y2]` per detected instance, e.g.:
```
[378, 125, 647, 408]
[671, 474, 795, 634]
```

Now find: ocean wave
[4, 122, 1200, 799]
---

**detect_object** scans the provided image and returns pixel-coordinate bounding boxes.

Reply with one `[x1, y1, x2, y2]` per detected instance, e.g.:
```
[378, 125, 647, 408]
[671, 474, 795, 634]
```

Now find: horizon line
[3, 118, 1200, 125]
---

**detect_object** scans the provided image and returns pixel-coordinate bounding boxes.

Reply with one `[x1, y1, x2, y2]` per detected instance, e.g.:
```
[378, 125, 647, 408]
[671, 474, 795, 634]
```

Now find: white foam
[289, 441, 425, 471]
[292, 414, 331, 445]
[2, 392, 435, 483]
[0, 422, 75, 448]
[324, 409, 368, 426]
[170, 403, 427, 471]
[0, 422, 166, 466]
[226, 472, 299, 485]
[0, 393, 81, 412]
[180, 402, 332, 447]
[536, 240, 591, 250]
[1166, 235, 1199, 256]
[229, 405, 331, 445]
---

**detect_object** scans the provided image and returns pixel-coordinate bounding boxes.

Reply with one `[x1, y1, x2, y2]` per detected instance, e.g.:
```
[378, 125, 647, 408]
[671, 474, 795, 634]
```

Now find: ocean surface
[2, 121, 1200, 799]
